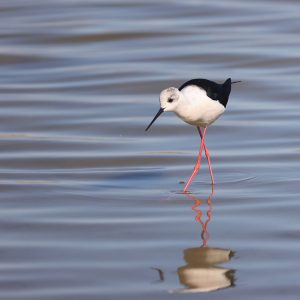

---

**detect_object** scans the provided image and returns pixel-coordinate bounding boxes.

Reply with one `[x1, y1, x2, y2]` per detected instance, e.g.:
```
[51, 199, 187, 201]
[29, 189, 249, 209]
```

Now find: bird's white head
[145, 87, 183, 131]
[159, 87, 181, 112]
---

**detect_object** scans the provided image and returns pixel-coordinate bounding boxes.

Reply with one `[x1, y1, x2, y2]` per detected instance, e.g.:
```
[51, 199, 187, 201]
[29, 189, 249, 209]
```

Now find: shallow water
[0, 0, 300, 299]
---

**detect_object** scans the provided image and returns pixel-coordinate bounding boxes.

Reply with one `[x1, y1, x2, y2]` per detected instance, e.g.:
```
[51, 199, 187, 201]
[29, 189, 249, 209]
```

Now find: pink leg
[197, 127, 215, 185]
[183, 127, 207, 192]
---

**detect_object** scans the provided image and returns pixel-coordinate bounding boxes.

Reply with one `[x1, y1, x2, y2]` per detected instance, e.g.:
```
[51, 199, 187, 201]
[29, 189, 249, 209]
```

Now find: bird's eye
[168, 98, 174, 103]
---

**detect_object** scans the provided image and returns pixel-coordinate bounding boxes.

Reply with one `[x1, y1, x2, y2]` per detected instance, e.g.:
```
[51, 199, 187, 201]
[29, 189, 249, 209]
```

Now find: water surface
[0, 0, 300, 299]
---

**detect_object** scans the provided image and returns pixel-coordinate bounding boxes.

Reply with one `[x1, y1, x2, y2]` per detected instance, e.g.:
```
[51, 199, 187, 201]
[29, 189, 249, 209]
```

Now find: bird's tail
[220, 78, 232, 107]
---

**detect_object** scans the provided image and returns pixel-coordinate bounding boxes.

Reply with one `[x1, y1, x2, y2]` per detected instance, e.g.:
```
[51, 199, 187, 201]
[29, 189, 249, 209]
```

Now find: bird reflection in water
[176, 187, 235, 293]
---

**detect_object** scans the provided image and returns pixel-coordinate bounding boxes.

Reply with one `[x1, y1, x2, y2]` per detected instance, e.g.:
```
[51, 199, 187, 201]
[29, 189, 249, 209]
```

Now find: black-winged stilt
[145, 78, 240, 192]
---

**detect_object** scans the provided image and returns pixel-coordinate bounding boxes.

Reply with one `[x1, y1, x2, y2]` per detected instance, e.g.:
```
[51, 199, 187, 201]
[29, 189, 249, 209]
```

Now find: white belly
[177, 86, 226, 127]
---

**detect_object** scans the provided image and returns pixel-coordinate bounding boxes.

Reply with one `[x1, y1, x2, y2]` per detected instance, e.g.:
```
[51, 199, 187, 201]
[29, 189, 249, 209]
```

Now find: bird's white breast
[176, 85, 225, 127]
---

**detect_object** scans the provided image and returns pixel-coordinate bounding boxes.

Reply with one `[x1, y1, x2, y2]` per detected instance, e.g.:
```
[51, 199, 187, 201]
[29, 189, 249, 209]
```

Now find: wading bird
[146, 78, 239, 192]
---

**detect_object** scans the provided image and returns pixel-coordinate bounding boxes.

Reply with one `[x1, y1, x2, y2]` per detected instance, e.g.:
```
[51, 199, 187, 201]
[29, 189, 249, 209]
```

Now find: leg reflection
[186, 185, 214, 247]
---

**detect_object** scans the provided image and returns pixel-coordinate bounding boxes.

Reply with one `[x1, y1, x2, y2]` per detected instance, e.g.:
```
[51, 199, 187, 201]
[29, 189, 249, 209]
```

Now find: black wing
[179, 78, 231, 107]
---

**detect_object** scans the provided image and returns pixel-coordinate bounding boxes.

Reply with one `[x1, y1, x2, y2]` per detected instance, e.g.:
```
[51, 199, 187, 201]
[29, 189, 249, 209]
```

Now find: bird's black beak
[145, 107, 164, 131]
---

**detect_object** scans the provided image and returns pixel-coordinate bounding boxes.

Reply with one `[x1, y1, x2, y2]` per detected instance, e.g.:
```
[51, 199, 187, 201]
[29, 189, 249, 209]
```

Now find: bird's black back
[178, 78, 232, 107]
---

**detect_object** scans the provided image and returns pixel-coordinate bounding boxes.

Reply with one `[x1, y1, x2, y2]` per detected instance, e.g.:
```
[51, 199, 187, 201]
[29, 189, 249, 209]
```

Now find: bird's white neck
[173, 93, 194, 120]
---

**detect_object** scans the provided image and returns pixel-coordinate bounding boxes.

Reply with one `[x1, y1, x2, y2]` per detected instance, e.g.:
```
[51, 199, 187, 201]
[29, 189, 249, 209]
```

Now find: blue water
[0, 0, 300, 299]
